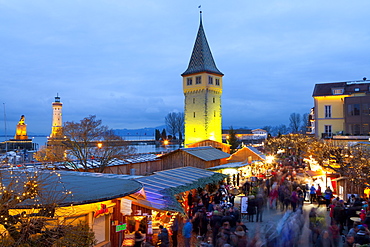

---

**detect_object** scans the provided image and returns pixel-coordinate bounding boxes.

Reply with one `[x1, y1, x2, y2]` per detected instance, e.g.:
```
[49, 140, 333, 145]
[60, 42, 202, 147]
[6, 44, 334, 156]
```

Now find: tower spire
[181, 11, 223, 76]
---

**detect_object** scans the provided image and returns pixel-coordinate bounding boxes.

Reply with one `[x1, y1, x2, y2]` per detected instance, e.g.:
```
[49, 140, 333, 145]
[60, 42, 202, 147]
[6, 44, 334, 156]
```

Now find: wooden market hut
[158, 146, 230, 170]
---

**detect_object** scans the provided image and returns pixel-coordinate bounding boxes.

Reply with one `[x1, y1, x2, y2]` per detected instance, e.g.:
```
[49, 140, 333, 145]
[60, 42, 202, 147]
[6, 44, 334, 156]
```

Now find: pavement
[235, 197, 344, 246]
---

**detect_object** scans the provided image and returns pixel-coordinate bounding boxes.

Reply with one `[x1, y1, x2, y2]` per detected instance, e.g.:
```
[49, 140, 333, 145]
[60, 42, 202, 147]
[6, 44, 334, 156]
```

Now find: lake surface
[30, 136, 181, 154]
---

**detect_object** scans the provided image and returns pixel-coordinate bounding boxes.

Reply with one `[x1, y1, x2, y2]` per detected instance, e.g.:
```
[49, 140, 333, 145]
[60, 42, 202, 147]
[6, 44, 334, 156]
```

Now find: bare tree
[63, 115, 136, 172]
[175, 112, 184, 141]
[289, 113, 301, 133]
[0, 167, 96, 246]
[300, 113, 309, 133]
[165, 112, 178, 138]
[165, 112, 184, 140]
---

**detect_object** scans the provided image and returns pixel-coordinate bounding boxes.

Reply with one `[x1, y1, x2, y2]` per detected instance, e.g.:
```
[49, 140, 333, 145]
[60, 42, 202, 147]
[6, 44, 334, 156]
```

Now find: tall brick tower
[182, 12, 223, 146]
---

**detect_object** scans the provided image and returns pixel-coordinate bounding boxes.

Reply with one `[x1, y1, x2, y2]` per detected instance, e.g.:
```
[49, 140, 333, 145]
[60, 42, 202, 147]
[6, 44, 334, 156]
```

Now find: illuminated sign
[115, 223, 127, 232]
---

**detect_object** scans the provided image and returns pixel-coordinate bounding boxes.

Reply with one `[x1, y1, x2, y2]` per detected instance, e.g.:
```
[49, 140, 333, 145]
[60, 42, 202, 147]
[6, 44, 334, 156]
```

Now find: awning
[306, 170, 325, 177]
[207, 162, 249, 171]
[133, 166, 227, 213]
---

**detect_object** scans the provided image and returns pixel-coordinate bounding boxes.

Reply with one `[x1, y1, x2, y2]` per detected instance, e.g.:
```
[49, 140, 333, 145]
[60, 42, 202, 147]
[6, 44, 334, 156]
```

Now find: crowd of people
[308, 192, 370, 247]
[139, 166, 370, 247]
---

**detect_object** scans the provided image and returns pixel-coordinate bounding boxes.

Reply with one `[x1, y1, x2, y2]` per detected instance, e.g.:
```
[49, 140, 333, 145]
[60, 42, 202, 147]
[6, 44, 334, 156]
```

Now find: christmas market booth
[207, 162, 250, 187]
[0, 168, 143, 247]
[123, 166, 227, 246]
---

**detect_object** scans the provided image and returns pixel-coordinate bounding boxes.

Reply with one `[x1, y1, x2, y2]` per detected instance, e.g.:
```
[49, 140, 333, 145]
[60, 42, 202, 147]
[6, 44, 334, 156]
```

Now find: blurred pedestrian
[158, 225, 169, 247]
[182, 218, 192, 247]
[256, 194, 264, 222]
[310, 184, 317, 204]
[324, 187, 333, 210]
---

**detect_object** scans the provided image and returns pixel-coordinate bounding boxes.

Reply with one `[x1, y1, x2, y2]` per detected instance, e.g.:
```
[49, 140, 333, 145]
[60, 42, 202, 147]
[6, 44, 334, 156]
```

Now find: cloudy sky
[1, 0, 370, 135]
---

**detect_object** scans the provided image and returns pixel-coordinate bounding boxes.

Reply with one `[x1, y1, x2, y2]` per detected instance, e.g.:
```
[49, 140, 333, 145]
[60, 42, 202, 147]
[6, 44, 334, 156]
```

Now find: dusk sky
[1, 0, 370, 135]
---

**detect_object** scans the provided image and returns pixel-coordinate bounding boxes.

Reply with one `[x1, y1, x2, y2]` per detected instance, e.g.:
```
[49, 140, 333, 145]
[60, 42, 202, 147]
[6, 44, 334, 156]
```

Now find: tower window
[194, 128, 196, 132]
[193, 98, 195, 104]
[214, 111, 216, 117]
[216, 78, 220, 86]
[193, 112, 196, 118]
[208, 76, 213, 85]
[187, 78, 193, 85]
[213, 97, 215, 103]
[196, 76, 201, 84]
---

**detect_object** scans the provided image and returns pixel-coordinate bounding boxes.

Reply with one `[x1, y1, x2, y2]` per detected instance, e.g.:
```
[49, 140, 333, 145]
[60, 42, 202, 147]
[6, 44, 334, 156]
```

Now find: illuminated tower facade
[50, 94, 63, 138]
[182, 12, 224, 146]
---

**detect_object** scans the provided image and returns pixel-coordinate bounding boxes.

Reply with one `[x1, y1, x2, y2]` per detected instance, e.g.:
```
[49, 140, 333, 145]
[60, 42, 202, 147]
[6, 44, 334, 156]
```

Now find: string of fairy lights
[0, 164, 75, 231]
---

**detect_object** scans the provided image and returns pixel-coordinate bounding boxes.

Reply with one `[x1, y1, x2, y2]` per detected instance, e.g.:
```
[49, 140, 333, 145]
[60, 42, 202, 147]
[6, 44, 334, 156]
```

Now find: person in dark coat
[171, 215, 179, 247]
[333, 200, 346, 235]
[247, 195, 256, 222]
[134, 231, 145, 247]
[210, 210, 223, 246]
[256, 194, 264, 222]
[158, 225, 169, 247]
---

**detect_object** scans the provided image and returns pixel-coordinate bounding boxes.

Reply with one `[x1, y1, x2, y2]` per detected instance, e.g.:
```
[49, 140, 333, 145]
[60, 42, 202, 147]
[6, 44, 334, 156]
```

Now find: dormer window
[332, 88, 344, 95]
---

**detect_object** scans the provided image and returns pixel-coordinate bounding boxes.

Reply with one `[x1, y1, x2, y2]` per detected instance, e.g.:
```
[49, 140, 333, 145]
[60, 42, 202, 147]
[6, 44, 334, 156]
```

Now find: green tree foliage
[155, 129, 161, 141]
[161, 128, 167, 141]
[227, 126, 239, 153]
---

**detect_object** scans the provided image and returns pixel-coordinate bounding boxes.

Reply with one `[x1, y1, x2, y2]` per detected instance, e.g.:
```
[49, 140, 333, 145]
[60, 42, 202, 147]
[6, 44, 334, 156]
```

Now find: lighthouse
[50, 94, 63, 138]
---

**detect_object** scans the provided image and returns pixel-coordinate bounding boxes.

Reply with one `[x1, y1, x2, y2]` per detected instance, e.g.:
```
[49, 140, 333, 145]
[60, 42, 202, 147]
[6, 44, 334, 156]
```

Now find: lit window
[332, 89, 344, 95]
[208, 76, 213, 85]
[215, 78, 220, 86]
[187, 78, 193, 85]
[325, 105, 331, 118]
[196, 76, 201, 84]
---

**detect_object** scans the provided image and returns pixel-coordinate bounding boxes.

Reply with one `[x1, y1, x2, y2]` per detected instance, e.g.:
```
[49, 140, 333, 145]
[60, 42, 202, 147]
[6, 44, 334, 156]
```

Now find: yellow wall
[314, 95, 348, 137]
[183, 73, 223, 145]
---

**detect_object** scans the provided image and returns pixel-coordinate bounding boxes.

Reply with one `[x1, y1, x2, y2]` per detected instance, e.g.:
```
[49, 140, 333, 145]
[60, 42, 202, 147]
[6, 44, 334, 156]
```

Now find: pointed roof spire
[182, 11, 223, 76]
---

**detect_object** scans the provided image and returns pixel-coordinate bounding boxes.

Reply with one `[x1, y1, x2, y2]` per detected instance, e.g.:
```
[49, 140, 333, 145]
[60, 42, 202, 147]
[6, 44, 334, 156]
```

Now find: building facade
[182, 12, 224, 146]
[312, 79, 370, 138]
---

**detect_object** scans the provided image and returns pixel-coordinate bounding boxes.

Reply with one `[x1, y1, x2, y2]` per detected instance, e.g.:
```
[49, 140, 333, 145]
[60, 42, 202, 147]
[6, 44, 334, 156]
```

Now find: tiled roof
[134, 166, 227, 212]
[246, 146, 266, 160]
[5, 169, 143, 207]
[182, 14, 223, 76]
[181, 146, 230, 161]
[59, 154, 158, 170]
[313, 80, 370, 97]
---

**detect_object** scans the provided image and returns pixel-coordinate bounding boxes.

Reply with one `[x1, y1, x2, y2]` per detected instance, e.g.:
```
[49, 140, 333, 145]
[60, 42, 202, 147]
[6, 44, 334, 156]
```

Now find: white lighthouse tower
[50, 94, 63, 138]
